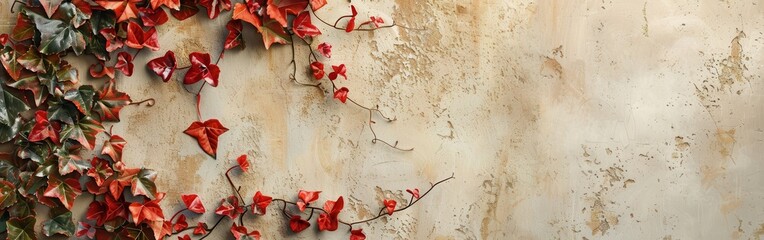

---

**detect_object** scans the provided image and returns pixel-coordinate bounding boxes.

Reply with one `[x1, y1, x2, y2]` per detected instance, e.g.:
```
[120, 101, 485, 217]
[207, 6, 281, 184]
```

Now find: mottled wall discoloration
[3, 0, 764, 239]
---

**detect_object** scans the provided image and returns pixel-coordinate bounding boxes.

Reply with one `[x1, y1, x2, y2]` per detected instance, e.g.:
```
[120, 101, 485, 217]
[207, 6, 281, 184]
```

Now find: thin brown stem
[199, 216, 225, 240]
[129, 98, 155, 107]
[225, 166, 245, 203]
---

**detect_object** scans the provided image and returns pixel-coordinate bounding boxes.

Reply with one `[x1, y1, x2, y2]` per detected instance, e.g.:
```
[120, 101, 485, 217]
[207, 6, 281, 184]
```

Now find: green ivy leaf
[0, 180, 17, 209]
[6, 216, 36, 240]
[60, 116, 104, 150]
[0, 87, 30, 143]
[8, 197, 35, 219]
[132, 169, 158, 200]
[27, 8, 87, 55]
[55, 147, 90, 175]
[0, 46, 23, 80]
[56, 63, 79, 84]
[47, 99, 76, 125]
[43, 210, 75, 237]
[63, 85, 94, 115]
[17, 172, 45, 198]
[8, 73, 47, 107]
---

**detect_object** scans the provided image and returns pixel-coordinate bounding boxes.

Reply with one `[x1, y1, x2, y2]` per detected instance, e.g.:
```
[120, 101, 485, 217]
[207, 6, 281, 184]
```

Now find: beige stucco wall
[4, 0, 764, 239]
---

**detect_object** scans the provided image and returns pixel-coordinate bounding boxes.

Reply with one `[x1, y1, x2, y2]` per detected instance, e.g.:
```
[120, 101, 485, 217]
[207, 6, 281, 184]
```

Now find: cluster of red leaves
[0, 0, 433, 239]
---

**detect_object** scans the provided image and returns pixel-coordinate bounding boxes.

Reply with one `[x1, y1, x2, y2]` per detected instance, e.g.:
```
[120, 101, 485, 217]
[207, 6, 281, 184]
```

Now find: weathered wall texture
[4, 0, 764, 239]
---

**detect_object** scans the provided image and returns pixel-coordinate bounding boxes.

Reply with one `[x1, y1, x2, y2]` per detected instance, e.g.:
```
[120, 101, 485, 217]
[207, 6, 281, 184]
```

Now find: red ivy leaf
[184, 119, 228, 159]
[170, 0, 200, 20]
[328, 64, 347, 80]
[333, 87, 349, 103]
[199, 0, 232, 19]
[104, 194, 127, 221]
[318, 196, 343, 231]
[11, 14, 35, 41]
[28, 110, 60, 143]
[260, 15, 290, 49]
[232, 3, 261, 28]
[292, 11, 320, 39]
[406, 188, 420, 199]
[95, 78, 133, 122]
[317, 42, 331, 58]
[236, 154, 250, 172]
[151, 0, 181, 11]
[345, 5, 358, 32]
[288, 215, 310, 233]
[224, 20, 245, 50]
[178, 234, 191, 240]
[85, 201, 107, 226]
[44, 175, 83, 210]
[125, 22, 160, 51]
[383, 199, 396, 216]
[76, 222, 96, 239]
[128, 199, 164, 224]
[0, 34, 6, 45]
[87, 157, 114, 187]
[215, 196, 243, 219]
[231, 223, 261, 240]
[115, 52, 134, 76]
[181, 194, 206, 214]
[194, 222, 208, 235]
[296, 190, 320, 212]
[350, 229, 366, 240]
[183, 52, 221, 87]
[100, 28, 124, 52]
[96, 0, 141, 22]
[266, 0, 308, 27]
[173, 214, 188, 232]
[147, 50, 177, 82]
[139, 7, 169, 27]
[310, 61, 324, 80]
[251, 191, 272, 215]
[89, 61, 116, 79]
[309, 0, 326, 11]
[369, 16, 385, 28]
[102, 134, 126, 162]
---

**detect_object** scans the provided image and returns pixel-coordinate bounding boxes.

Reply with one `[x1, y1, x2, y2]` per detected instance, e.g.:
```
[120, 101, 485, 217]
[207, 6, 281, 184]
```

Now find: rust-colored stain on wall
[3, 0, 763, 239]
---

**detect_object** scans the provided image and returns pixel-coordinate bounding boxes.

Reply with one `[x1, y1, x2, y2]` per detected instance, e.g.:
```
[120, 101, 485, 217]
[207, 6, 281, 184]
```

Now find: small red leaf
[115, 52, 134, 76]
[139, 7, 169, 27]
[128, 199, 164, 224]
[288, 215, 310, 233]
[174, 214, 188, 232]
[333, 87, 349, 103]
[370, 16, 385, 28]
[406, 188, 420, 199]
[293, 11, 321, 39]
[183, 52, 221, 87]
[328, 64, 347, 80]
[310, 61, 324, 80]
[193, 222, 208, 235]
[125, 22, 160, 51]
[151, 0, 181, 10]
[297, 190, 320, 212]
[318, 196, 343, 231]
[317, 42, 331, 58]
[184, 119, 229, 159]
[237, 155, 250, 172]
[383, 199, 396, 216]
[100, 28, 124, 52]
[170, 0, 200, 20]
[350, 229, 366, 240]
[89, 61, 116, 79]
[199, 0, 232, 19]
[232, 3, 261, 28]
[310, 0, 326, 11]
[178, 234, 191, 240]
[28, 110, 60, 143]
[252, 191, 272, 215]
[181, 194, 206, 214]
[76, 222, 96, 239]
[231, 223, 261, 240]
[215, 196, 244, 219]
[96, 0, 141, 22]
[147, 50, 177, 82]
[266, 0, 308, 27]
[224, 20, 245, 50]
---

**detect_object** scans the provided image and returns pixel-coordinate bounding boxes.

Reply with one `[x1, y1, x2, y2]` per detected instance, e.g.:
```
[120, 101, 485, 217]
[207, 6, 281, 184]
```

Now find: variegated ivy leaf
[59, 116, 104, 150]
[0, 87, 30, 143]
[43, 210, 75, 237]
[26, 4, 88, 55]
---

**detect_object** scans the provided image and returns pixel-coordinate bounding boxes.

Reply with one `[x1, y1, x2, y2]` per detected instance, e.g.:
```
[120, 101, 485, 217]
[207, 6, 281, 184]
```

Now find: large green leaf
[27, 7, 87, 55]
[0, 87, 30, 143]
[6, 216, 36, 240]
[8, 196, 34, 218]
[47, 99, 76, 125]
[63, 85, 94, 115]
[84, 10, 115, 61]
[8, 73, 47, 107]
[43, 210, 75, 237]
[0, 46, 23, 80]
[59, 116, 103, 150]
